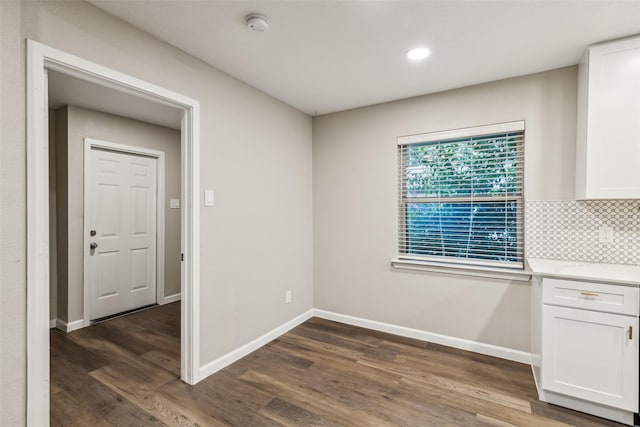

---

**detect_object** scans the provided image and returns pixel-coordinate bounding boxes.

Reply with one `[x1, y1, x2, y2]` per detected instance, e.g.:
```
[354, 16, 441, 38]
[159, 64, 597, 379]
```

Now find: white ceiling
[48, 69, 182, 129]
[88, 1, 640, 116]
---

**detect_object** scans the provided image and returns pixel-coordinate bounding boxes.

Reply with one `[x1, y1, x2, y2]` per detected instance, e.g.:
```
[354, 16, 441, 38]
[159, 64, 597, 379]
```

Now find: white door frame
[83, 138, 166, 325]
[26, 40, 201, 427]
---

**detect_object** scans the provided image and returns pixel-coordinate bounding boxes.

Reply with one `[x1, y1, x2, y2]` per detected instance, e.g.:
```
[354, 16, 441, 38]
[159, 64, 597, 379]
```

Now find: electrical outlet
[285, 290, 292, 304]
[598, 225, 614, 244]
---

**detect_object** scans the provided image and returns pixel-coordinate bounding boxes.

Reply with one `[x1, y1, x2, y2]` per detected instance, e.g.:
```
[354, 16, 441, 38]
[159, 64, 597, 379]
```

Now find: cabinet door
[542, 305, 638, 411]
[582, 37, 640, 199]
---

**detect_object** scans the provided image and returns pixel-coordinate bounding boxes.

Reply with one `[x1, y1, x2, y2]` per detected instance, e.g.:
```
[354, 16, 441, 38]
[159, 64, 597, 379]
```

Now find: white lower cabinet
[528, 260, 640, 425]
[541, 305, 639, 412]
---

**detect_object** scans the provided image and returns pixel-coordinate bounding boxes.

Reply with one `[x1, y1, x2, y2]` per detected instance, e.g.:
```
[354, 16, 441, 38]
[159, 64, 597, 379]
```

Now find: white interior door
[87, 148, 157, 320]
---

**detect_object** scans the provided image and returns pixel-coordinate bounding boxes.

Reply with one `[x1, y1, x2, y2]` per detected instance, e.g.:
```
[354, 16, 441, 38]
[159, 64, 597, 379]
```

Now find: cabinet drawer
[543, 278, 639, 316]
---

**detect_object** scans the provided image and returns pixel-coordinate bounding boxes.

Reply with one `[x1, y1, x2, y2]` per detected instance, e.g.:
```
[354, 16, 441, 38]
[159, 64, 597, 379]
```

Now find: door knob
[90, 242, 98, 250]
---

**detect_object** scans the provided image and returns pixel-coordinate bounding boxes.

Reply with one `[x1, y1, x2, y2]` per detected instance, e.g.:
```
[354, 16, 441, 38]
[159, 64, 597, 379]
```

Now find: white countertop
[527, 258, 640, 286]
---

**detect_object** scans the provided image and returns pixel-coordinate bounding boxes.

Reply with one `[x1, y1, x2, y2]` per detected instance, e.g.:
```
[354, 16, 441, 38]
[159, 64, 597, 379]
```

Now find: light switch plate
[170, 199, 180, 209]
[204, 190, 214, 207]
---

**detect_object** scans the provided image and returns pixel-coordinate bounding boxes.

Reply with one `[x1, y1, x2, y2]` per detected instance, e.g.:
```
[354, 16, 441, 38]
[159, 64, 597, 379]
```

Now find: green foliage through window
[399, 129, 524, 268]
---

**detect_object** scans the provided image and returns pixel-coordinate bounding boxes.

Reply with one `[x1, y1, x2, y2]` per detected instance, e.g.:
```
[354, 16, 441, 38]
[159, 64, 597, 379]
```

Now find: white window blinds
[397, 122, 524, 269]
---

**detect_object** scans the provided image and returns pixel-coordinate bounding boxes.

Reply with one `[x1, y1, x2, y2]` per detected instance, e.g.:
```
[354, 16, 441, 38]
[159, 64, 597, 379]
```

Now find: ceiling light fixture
[245, 13, 270, 33]
[407, 47, 431, 61]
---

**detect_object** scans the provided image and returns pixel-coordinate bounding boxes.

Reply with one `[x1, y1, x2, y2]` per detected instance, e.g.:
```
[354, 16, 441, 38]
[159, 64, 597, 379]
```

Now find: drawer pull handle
[580, 291, 599, 297]
[629, 326, 633, 340]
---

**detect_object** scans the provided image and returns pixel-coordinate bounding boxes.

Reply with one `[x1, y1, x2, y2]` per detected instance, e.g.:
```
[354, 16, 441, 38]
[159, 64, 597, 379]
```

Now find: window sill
[390, 259, 532, 282]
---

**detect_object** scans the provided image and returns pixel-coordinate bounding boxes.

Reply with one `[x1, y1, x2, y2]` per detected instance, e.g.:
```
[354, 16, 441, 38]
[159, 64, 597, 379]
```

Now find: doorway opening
[27, 40, 201, 426]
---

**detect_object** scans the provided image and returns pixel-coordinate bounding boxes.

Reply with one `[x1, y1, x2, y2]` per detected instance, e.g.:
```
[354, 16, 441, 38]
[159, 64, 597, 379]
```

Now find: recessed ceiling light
[407, 47, 431, 61]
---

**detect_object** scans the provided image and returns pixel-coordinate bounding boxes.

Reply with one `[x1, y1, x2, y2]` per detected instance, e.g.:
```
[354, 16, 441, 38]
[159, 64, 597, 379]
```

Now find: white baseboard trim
[55, 318, 85, 333]
[196, 307, 531, 384]
[198, 309, 314, 382]
[313, 309, 532, 365]
[161, 293, 181, 305]
[49, 319, 56, 329]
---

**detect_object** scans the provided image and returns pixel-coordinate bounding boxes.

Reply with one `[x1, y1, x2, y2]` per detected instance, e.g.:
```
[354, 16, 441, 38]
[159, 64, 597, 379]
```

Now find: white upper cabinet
[576, 36, 640, 200]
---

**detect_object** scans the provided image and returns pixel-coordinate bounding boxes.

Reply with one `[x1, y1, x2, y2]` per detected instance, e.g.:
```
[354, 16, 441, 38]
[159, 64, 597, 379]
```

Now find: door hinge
[181, 253, 184, 262]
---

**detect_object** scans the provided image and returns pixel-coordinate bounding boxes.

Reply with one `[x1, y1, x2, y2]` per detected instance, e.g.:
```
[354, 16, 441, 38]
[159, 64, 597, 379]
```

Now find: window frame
[396, 121, 525, 271]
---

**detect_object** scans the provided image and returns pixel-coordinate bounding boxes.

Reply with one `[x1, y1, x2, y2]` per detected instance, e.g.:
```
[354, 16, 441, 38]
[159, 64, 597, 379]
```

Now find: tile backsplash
[526, 200, 640, 265]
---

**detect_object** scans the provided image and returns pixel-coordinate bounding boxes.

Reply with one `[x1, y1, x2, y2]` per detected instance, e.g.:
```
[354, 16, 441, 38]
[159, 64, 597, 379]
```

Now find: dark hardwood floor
[51, 302, 624, 426]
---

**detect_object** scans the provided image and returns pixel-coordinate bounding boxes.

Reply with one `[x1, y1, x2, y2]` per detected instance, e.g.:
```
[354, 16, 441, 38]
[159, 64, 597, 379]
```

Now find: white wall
[312, 67, 578, 353]
[1, 1, 27, 424]
[53, 105, 182, 323]
[0, 1, 313, 424]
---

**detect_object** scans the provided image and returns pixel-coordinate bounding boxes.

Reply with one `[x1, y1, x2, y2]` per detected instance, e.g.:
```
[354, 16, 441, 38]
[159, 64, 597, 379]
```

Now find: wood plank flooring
[51, 303, 624, 426]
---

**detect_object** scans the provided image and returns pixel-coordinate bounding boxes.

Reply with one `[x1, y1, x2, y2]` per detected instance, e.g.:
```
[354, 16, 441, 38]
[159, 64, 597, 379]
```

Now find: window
[397, 121, 524, 270]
